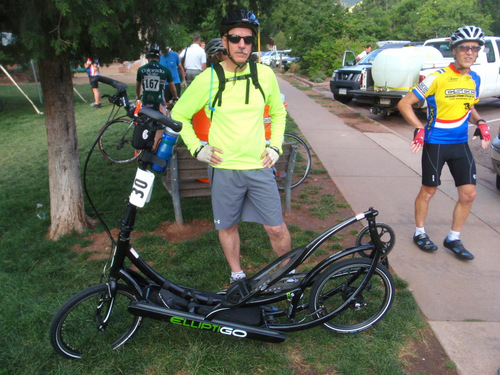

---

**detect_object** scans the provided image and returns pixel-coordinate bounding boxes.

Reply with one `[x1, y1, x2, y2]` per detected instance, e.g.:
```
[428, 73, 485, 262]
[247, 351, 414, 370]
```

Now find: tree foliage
[0, 0, 496, 237]
[268, 0, 493, 77]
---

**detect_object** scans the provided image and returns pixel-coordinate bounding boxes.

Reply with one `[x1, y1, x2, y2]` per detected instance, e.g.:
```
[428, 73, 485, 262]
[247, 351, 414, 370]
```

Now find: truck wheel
[334, 94, 352, 104]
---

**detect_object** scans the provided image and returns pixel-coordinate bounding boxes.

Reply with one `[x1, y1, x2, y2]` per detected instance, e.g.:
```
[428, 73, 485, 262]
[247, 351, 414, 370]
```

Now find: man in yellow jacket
[172, 9, 290, 284]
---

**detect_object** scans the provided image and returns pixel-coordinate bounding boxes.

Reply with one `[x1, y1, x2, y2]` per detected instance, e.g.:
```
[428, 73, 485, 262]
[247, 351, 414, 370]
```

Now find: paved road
[280, 77, 500, 375]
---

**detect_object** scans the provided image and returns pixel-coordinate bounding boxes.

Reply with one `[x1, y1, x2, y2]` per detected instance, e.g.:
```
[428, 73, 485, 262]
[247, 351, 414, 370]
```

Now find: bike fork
[95, 279, 118, 332]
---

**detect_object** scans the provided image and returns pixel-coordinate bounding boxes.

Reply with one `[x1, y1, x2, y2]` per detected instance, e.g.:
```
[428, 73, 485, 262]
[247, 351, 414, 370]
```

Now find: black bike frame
[101, 155, 386, 338]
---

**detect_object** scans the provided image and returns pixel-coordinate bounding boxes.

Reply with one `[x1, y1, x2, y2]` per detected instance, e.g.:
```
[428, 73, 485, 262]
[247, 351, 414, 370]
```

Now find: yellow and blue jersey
[412, 63, 480, 144]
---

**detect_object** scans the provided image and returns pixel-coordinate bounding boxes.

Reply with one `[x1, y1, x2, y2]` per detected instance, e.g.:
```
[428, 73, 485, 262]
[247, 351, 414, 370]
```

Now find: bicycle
[49, 77, 395, 359]
[279, 132, 311, 189]
[264, 105, 312, 189]
[92, 76, 141, 164]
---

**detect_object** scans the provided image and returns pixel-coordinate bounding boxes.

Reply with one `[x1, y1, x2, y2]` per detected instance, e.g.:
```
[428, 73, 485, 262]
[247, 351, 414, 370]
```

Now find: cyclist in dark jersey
[136, 45, 178, 113]
[398, 26, 491, 260]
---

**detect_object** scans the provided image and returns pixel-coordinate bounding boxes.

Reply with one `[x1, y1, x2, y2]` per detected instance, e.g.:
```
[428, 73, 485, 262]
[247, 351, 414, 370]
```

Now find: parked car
[261, 49, 291, 67]
[491, 132, 500, 190]
[251, 50, 272, 63]
[329, 42, 415, 104]
[282, 55, 301, 71]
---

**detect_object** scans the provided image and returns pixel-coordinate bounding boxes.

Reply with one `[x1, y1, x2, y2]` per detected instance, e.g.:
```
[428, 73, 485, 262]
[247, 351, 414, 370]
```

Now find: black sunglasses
[226, 34, 255, 45]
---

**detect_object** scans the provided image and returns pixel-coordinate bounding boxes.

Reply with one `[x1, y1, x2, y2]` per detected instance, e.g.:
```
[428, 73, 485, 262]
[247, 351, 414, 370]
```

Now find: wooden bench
[162, 143, 298, 225]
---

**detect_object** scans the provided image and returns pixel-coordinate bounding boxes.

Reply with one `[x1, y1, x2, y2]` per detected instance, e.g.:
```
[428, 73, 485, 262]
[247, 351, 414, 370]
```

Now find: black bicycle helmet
[205, 38, 226, 57]
[147, 44, 161, 58]
[220, 9, 260, 36]
[450, 26, 485, 48]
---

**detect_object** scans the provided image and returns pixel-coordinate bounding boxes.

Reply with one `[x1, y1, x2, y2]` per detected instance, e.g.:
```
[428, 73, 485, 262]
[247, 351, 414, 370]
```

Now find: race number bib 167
[143, 75, 160, 91]
[129, 168, 155, 207]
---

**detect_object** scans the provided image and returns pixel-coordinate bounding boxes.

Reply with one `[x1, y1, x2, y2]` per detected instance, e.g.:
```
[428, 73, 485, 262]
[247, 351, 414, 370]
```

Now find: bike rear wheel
[49, 283, 142, 359]
[278, 133, 311, 190]
[309, 258, 394, 333]
[98, 118, 141, 163]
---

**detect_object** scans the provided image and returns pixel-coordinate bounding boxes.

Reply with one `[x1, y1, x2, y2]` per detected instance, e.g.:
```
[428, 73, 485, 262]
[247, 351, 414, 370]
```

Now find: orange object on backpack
[192, 109, 211, 142]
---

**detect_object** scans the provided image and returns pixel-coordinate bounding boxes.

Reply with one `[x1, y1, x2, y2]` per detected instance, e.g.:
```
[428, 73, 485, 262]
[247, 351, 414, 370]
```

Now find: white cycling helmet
[450, 25, 485, 48]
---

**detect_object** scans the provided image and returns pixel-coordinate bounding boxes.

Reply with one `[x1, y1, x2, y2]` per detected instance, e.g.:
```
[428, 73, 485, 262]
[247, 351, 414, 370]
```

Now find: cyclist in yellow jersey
[398, 26, 491, 260]
[171, 10, 290, 283]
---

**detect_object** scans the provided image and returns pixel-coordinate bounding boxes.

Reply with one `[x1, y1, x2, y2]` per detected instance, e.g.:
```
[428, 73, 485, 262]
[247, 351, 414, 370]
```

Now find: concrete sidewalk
[278, 76, 500, 375]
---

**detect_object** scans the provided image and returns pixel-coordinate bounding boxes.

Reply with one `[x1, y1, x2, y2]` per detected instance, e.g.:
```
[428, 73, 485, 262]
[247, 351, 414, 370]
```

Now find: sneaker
[413, 233, 438, 252]
[230, 274, 246, 284]
[92, 103, 102, 109]
[443, 238, 474, 260]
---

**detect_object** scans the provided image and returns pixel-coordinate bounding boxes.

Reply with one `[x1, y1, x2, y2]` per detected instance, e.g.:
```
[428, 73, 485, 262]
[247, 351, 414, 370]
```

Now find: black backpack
[209, 61, 265, 120]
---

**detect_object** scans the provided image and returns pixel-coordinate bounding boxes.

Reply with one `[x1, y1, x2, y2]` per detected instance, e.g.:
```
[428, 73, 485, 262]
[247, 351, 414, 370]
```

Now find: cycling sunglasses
[226, 34, 255, 45]
[457, 45, 481, 53]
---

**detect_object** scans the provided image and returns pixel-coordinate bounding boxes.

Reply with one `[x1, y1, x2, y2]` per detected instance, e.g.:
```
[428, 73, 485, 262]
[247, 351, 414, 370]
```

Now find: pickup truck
[333, 36, 500, 116]
[330, 41, 413, 104]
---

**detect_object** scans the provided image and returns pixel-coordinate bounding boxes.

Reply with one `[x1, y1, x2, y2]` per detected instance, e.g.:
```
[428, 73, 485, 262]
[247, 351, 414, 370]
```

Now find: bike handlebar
[93, 75, 128, 92]
[92, 76, 182, 133]
[139, 107, 183, 133]
[92, 75, 133, 116]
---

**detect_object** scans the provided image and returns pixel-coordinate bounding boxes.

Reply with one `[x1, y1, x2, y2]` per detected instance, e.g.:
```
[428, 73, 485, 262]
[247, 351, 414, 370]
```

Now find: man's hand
[262, 147, 279, 168]
[410, 128, 425, 154]
[195, 145, 223, 165]
[472, 123, 491, 149]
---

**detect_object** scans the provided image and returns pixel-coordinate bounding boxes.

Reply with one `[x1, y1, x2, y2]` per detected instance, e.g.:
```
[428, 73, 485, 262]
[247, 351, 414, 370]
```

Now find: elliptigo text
[170, 316, 248, 337]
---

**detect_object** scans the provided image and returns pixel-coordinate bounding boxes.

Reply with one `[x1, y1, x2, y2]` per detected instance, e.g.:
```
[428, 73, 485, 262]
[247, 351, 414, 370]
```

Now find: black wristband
[269, 146, 280, 155]
[194, 145, 204, 157]
[476, 119, 486, 125]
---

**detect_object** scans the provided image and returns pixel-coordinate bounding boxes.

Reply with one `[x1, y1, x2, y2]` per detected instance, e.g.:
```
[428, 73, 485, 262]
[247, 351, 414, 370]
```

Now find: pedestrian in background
[160, 46, 185, 101]
[84, 57, 101, 108]
[356, 44, 372, 62]
[180, 33, 207, 86]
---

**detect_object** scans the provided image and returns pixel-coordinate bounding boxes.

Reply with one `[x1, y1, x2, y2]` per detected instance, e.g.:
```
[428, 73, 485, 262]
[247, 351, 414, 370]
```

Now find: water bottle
[151, 128, 179, 172]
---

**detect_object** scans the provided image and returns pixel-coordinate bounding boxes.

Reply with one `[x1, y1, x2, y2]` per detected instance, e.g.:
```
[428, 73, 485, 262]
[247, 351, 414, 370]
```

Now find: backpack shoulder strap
[210, 63, 226, 120]
[181, 46, 189, 68]
[249, 61, 265, 101]
[210, 62, 265, 120]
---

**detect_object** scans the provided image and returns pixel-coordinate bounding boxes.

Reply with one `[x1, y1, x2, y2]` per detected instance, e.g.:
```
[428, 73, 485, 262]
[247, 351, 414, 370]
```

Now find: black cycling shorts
[89, 76, 99, 89]
[421, 143, 476, 187]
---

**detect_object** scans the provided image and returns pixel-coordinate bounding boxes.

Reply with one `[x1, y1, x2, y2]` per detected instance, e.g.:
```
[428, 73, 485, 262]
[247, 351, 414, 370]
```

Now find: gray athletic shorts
[208, 167, 283, 230]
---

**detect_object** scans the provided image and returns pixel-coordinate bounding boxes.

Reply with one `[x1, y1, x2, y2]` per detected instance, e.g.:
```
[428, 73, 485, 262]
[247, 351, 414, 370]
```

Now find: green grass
[0, 82, 428, 374]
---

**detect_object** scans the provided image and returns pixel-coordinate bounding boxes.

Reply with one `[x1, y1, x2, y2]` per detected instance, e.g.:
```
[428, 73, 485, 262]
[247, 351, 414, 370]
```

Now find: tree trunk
[38, 57, 92, 240]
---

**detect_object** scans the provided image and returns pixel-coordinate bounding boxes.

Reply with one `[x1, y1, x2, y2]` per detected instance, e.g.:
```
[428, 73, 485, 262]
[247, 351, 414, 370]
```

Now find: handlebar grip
[138, 107, 183, 133]
[92, 76, 128, 92]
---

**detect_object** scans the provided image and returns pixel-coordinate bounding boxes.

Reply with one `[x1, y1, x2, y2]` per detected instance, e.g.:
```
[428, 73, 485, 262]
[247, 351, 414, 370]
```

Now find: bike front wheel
[309, 258, 394, 334]
[98, 118, 142, 164]
[355, 222, 395, 263]
[49, 283, 142, 359]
